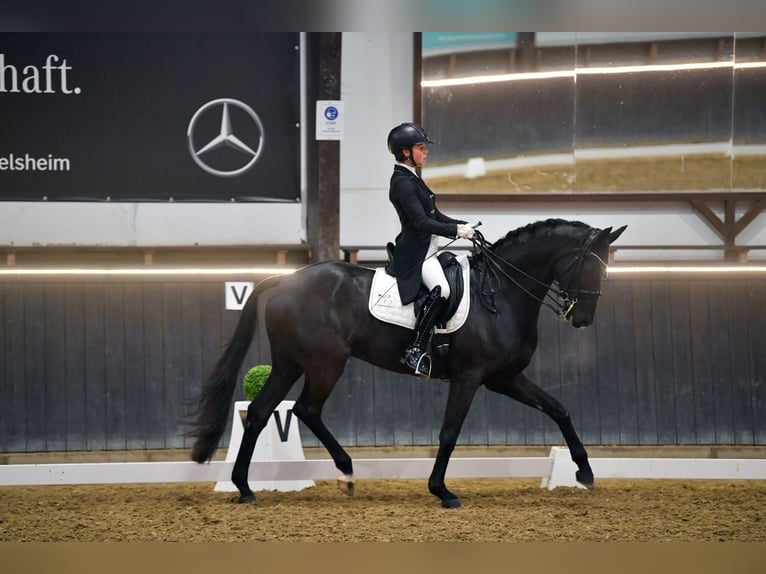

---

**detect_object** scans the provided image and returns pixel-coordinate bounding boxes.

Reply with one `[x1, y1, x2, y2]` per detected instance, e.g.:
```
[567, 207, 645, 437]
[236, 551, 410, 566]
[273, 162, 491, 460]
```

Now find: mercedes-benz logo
[187, 98, 265, 177]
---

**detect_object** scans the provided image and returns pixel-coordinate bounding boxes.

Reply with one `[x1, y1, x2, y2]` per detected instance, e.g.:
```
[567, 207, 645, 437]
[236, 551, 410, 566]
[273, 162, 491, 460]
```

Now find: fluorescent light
[609, 265, 766, 274]
[422, 60, 766, 88]
[0, 267, 298, 277]
[423, 70, 575, 87]
[1, 265, 764, 277]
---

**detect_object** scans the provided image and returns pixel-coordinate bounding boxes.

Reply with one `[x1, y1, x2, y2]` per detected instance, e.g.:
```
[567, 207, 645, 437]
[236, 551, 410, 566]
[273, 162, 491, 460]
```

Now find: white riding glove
[456, 224, 475, 240]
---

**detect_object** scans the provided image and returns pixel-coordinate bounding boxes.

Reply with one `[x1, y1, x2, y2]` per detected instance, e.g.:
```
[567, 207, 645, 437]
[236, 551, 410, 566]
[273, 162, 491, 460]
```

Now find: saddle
[369, 246, 470, 334]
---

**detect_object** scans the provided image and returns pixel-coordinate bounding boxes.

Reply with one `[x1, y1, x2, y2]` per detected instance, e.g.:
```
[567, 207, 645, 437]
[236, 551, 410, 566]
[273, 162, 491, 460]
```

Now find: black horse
[190, 219, 626, 508]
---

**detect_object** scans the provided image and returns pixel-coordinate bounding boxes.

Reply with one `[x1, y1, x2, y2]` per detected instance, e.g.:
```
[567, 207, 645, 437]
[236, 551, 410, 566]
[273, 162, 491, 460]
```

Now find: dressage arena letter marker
[273, 410, 293, 442]
[214, 400, 314, 493]
[225, 281, 254, 310]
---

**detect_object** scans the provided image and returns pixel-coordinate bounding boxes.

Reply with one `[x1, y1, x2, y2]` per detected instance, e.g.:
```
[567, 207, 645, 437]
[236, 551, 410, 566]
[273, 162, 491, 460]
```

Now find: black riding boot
[400, 287, 446, 377]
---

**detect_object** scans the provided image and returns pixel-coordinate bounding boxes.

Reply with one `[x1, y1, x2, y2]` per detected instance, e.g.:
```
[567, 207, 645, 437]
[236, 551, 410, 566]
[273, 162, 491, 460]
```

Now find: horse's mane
[492, 219, 590, 249]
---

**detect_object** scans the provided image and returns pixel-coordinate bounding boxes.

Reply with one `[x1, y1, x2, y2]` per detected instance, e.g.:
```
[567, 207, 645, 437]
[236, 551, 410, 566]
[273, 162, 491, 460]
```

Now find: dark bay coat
[388, 164, 466, 304]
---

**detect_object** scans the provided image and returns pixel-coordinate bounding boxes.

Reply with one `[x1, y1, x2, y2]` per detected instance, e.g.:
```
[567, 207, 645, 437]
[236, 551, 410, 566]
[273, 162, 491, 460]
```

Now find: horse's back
[266, 260, 374, 330]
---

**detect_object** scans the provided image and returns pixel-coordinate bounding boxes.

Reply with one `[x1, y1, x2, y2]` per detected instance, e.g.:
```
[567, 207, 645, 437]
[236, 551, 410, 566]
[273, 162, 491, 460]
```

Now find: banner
[0, 33, 301, 202]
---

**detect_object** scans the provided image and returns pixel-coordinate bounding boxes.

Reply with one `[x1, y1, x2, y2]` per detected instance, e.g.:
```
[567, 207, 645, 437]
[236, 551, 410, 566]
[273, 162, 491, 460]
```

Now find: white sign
[316, 100, 344, 140]
[225, 281, 254, 310]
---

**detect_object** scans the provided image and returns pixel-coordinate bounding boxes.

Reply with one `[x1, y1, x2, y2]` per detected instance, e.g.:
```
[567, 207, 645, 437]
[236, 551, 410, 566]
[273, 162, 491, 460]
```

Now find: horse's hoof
[337, 479, 355, 496]
[576, 470, 595, 490]
[237, 493, 256, 504]
[441, 497, 462, 509]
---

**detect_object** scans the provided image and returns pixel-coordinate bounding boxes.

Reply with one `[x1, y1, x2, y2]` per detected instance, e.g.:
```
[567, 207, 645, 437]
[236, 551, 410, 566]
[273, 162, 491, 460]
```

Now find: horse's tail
[189, 275, 282, 463]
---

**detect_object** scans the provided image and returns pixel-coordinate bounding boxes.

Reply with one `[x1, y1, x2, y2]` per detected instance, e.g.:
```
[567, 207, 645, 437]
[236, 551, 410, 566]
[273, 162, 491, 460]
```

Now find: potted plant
[242, 364, 271, 401]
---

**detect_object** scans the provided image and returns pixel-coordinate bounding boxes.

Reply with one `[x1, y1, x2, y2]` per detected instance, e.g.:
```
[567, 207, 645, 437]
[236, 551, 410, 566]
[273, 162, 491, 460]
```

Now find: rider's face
[405, 143, 429, 167]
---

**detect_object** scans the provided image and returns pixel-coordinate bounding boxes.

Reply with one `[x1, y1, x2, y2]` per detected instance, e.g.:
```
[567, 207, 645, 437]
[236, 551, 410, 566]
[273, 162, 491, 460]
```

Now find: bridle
[554, 228, 609, 318]
[472, 227, 608, 319]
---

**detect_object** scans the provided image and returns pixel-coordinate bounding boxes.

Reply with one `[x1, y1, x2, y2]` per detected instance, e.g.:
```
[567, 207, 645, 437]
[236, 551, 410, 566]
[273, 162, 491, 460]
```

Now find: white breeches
[421, 235, 451, 300]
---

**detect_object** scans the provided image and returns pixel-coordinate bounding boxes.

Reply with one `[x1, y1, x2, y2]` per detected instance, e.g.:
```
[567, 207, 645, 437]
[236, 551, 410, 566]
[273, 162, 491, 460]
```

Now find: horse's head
[556, 224, 627, 328]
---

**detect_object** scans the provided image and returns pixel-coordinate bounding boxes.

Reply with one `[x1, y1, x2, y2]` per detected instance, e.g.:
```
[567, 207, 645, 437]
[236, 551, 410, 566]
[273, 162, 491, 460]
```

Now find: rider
[386, 122, 475, 376]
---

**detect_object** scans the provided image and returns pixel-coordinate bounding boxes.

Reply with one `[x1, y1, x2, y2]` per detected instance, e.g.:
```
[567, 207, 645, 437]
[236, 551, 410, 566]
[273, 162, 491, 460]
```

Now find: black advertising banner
[0, 33, 301, 202]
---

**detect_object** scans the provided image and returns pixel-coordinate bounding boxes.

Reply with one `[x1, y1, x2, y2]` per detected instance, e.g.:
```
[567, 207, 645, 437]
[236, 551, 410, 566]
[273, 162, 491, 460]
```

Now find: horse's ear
[609, 225, 627, 244]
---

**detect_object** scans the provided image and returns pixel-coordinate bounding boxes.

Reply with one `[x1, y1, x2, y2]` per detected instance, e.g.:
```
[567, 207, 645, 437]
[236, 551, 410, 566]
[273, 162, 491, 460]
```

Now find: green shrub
[242, 364, 271, 401]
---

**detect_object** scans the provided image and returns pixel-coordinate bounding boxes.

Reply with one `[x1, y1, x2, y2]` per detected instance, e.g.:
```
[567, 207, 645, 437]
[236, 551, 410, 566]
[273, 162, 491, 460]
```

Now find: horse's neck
[497, 232, 574, 287]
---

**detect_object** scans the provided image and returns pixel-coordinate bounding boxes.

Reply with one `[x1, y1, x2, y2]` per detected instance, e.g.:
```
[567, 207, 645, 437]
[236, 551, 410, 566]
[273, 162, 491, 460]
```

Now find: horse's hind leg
[232, 358, 303, 503]
[486, 372, 594, 488]
[291, 367, 355, 496]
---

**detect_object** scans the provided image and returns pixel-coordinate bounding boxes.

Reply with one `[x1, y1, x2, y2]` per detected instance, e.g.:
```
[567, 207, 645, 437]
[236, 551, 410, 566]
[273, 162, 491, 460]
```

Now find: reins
[367, 222, 607, 320]
[470, 227, 606, 318]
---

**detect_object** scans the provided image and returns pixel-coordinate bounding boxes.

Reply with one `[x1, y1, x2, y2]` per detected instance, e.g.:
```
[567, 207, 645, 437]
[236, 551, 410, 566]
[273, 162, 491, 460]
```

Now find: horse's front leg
[486, 372, 594, 488]
[429, 377, 481, 508]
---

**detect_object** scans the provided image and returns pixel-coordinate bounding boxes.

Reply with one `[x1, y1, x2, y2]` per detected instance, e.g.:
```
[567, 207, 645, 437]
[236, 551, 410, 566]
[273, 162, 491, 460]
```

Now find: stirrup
[414, 353, 432, 378]
[400, 346, 431, 377]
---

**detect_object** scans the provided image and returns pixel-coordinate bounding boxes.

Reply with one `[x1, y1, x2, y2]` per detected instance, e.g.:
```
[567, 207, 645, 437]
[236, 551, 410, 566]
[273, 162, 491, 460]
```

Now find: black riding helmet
[387, 122, 434, 162]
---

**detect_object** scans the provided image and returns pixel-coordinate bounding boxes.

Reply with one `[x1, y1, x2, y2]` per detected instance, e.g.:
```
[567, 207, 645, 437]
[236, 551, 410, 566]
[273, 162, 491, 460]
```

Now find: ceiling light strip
[0, 266, 764, 277]
[0, 267, 298, 277]
[609, 265, 766, 274]
[422, 60, 766, 88]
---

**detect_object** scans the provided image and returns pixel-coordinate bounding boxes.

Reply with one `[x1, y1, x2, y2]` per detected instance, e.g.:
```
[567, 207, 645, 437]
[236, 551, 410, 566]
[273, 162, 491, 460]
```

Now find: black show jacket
[388, 164, 466, 304]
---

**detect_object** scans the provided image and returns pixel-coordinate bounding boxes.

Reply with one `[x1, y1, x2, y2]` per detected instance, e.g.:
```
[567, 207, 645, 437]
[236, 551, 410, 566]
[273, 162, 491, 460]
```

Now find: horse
[190, 219, 627, 508]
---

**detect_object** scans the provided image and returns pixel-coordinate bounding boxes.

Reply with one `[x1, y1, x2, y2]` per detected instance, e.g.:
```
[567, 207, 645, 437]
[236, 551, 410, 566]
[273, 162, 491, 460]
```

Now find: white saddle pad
[368, 254, 470, 334]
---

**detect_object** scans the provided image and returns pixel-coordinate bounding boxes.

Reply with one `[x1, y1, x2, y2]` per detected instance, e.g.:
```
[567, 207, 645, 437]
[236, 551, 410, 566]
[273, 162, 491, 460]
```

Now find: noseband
[472, 227, 607, 318]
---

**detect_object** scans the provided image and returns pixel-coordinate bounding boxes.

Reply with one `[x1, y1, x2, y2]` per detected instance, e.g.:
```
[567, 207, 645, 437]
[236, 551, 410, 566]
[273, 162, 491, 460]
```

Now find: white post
[214, 400, 315, 492]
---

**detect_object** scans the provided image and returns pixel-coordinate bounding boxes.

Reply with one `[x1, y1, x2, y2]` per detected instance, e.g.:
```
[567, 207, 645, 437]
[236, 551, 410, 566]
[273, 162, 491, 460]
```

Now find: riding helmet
[387, 122, 434, 162]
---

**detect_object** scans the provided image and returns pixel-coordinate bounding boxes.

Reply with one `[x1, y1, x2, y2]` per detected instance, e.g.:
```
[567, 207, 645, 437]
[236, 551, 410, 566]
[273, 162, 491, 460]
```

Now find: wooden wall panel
[0, 276, 764, 454]
[5, 285, 25, 451]
[123, 284, 147, 450]
[63, 284, 87, 451]
[688, 282, 716, 444]
[669, 282, 697, 444]
[594, 288, 620, 444]
[43, 284, 67, 451]
[612, 280, 639, 444]
[727, 281, 756, 444]
[748, 281, 766, 445]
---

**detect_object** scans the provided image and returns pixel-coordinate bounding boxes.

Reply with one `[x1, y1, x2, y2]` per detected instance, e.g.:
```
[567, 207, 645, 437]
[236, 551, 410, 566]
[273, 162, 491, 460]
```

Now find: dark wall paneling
[44, 284, 67, 451]
[669, 282, 696, 445]
[651, 281, 677, 445]
[708, 282, 736, 444]
[0, 284, 5, 452]
[123, 284, 147, 450]
[63, 284, 86, 451]
[577, 316, 601, 445]
[352, 360, 377, 447]
[23, 284, 46, 452]
[392, 372, 413, 447]
[748, 282, 766, 445]
[161, 284, 186, 449]
[612, 281, 639, 444]
[594, 288, 620, 445]
[410, 372, 435, 446]
[0, 276, 764, 454]
[5, 285, 25, 451]
[83, 284, 107, 451]
[688, 282, 713, 444]
[104, 283, 126, 451]
[142, 284, 166, 449]
[728, 281, 753, 444]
